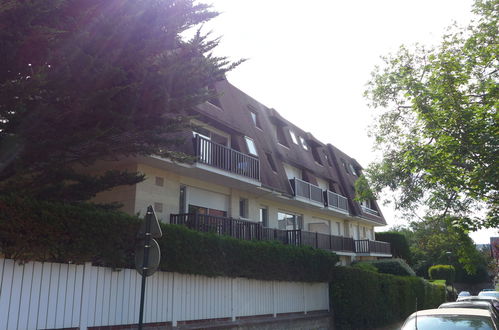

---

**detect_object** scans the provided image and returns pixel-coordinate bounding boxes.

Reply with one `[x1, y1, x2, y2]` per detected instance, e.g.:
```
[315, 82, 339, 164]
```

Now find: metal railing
[194, 135, 260, 181]
[290, 178, 324, 205]
[361, 206, 379, 216]
[169, 213, 383, 254]
[325, 190, 348, 212]
[355, 239, 391, 254]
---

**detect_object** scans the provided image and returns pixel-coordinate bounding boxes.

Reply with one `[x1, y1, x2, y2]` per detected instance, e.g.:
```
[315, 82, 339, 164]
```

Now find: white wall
[0, 258, 329, 330]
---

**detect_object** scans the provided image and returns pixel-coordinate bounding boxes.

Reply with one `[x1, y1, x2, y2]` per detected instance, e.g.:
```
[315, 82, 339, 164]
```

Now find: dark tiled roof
[189, 79, 386, 225]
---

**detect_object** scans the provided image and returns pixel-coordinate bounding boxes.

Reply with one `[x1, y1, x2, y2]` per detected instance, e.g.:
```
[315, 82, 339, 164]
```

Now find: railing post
[315, 232, 318, 249]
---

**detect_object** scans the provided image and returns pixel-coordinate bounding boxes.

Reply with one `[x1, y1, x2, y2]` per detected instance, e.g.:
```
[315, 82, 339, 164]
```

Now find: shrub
[330, 267, 445, 329]
[356, 258, 416, 276]
[0, 195, 339, 282]
[428, 265, 456, 285]
[352, 262, 378, 273]
[376, 232, 411, 262]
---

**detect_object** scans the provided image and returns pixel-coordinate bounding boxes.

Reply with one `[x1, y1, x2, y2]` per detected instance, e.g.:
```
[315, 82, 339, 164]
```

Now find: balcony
[170, 213, 390, 255]
[194, 135, 260, 181]
[325, 190, 348, 213]
[289, 178, 324, 205]
[361, 206, 379, 216]
[355, 239, 391, 255]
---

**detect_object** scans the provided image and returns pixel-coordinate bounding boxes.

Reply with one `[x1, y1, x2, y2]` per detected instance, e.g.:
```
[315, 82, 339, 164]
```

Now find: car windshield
[401, 315, 494, 330]
[480, 292, 499, 298]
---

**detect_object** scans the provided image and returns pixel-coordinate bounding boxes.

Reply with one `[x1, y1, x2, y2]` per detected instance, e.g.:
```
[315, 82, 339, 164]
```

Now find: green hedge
[429, 265, 456, 285]
[0, 196, 338, 282]
[353, 258, 416, 276]
[330, 267, 445, 329]
[376, 232, 411, 262]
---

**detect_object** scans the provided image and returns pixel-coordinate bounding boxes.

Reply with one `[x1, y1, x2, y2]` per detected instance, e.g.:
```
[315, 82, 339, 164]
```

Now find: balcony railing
[355, 239, 391, 255]
[290, 178, 324, 205]
[361, 206, 379, 216]
[170, 213, 378, 254]
[194, 135, 260, 181]
[325, 190, 348, 213]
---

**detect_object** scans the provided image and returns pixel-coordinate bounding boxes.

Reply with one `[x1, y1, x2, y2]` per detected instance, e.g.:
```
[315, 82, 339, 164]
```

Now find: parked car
[400, 308, 498, 330]
[480, 291, 499, 299]
[456, 296, 499, 313]
[457, 291, 471, 297]
[439, 301, 499, 318]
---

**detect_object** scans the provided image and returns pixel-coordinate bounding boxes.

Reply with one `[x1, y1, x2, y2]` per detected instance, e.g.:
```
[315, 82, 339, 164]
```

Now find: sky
[201, 0, 498, 244]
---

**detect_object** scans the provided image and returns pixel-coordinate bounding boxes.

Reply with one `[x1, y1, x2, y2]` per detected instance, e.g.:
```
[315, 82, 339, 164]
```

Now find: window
[244, 136, 258, 156]
[249, 110, 262, 129]
[189, 204, 227, 217]
[289, 130, 299, 144]
[324, 152, 333, 166]
[179, 185, 186, 213]
[277, 211, 303, 230]
[336, 222, 342, 236]
[274, 124, 289, 147]
[349, 163, 359, 176]
[265, 152, 277, 172]
[259, 206, 268, 227]
[299, 136, 309, 150]
[239, 198, 249, 218]
[192, 125, 229, 146]
[312, 147, 323, 165]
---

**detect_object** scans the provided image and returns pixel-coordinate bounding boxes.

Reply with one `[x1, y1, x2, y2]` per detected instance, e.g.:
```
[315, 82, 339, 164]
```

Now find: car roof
[413, 308, 492, 317]
[458, 295, 499, 301]
[440, 301, 492, 308]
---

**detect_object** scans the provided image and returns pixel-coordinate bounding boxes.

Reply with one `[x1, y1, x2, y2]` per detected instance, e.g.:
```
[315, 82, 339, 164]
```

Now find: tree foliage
[0, 0, 239, 201]
[391, 217, 490, 283]
[364, 0, 498, 230]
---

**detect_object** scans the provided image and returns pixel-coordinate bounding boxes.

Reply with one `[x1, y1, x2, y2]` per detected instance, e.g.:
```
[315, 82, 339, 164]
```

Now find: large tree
[0, 0, 238, 201]
[364, 0, 498, 230]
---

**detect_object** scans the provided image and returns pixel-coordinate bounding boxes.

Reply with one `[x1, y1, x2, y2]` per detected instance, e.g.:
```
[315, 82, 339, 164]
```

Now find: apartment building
[92, 79, 391, 264]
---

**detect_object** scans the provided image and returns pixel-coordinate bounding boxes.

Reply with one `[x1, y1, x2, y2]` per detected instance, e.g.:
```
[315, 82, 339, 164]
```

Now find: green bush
[354, 258, 416, 276]
[0, 195, 338, 282]
[376, 232, 411, 262]
[330, 267, 445, 329]
[428, 265, 456, 285]
[352, 262, 378, 273]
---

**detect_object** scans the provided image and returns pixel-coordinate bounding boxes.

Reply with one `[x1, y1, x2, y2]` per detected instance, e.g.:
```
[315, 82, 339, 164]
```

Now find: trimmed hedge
[0, 196, 338, 282]
[330, 267, 445, 329]
[353, 258, 416, 276]
[429, 265, 456, 285]
[376, 232, 411, 262]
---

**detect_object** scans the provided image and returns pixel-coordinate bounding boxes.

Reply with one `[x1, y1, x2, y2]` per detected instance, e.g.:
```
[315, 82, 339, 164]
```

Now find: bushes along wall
[0, 195, 338, 282]
[330, 267, 445, 329]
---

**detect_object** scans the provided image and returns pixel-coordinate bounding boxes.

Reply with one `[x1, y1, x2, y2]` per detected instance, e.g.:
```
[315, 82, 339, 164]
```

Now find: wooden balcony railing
[355, 239, 391, 255]
[194, 135, 260, 181]
[170, 213, 373, 254]
[290, 178, 324, 205]
[325, 190, 348, 212]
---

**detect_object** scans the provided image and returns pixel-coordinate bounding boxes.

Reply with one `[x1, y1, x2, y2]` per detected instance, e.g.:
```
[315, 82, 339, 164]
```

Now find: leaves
[364, 0, 498, 229]
[0, 0, 239, 201]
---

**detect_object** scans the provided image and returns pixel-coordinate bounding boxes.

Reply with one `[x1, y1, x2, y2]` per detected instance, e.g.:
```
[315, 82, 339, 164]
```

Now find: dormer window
[312, 147, 323, 165]
[249, 106, 262, 129]
[349, 164, 360, 176]
[274, 124, 289, 147]
[299, 137, 309, 150]
[289, 130, 299, 145]
[245, 136, 258, 156]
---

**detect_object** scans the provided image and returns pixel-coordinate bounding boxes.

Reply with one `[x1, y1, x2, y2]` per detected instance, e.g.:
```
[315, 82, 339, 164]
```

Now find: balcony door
[186, 186, 229, 218]
[277, 211, 303, 230]
[192, 125, 229, 165]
